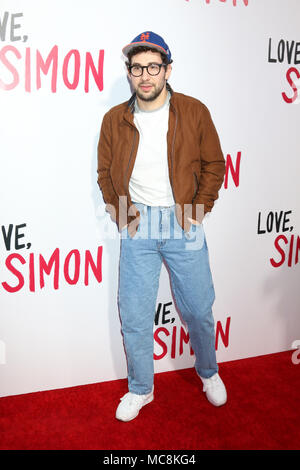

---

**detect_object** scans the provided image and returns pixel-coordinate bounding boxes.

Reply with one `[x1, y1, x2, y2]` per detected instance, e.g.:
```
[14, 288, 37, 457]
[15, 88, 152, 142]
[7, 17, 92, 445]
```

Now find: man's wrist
[187, 217, 201, 225]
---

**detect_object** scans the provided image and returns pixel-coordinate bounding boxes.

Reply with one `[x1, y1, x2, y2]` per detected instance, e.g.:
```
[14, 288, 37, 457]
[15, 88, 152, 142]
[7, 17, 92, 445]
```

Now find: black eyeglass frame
[128, 63, 167, 77]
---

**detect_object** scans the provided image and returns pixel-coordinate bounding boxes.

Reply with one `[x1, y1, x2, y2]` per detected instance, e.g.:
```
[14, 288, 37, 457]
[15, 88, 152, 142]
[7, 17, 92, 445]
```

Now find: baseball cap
[122, 31, 172, 63]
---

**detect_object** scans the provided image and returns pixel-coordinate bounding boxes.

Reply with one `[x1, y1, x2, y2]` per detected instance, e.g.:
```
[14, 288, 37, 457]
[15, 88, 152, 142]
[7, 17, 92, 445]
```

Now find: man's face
[128, 50, 172, 102]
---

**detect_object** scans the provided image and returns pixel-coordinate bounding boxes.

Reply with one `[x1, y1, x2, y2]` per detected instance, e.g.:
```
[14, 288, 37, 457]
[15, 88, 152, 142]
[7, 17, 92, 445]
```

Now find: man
[97, 31, 227, 422]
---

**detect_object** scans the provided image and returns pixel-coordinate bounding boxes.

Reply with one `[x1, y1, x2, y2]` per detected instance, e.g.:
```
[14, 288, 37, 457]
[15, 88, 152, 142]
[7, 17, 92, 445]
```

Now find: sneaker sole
[116, 394, 154, 422]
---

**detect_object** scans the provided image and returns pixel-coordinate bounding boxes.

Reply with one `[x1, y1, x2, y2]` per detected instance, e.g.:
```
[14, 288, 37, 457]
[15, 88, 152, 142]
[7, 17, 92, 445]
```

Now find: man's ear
[126, 62, 131, 80]
[165, 63, 172, 81]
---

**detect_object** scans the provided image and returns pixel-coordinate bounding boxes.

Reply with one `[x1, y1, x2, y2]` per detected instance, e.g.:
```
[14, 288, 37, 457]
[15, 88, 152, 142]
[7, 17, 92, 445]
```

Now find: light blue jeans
[118, 202, 218, 395]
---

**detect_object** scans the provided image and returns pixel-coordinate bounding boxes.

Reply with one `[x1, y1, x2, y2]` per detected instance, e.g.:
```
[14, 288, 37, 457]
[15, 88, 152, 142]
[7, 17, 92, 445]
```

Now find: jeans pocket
[184, 223, 204, 250]
[122, 216, 143, 240]
[184, 222, 198, 238]
[121, 224, 128, 231]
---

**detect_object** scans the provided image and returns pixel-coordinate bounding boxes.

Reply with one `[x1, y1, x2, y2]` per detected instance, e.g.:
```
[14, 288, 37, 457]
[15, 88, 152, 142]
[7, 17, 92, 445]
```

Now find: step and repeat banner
[1, 0, 300, 397]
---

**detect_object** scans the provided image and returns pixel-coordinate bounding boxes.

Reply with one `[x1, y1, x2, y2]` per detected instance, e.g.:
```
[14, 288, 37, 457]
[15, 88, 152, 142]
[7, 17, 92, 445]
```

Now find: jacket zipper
[170, 103, 178, 202]
[124, 126, 137, 199]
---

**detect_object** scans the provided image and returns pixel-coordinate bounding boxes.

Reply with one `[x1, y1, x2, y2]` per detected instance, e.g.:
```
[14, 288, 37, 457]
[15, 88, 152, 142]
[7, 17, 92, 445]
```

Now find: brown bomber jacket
[97, 84, 225, 234]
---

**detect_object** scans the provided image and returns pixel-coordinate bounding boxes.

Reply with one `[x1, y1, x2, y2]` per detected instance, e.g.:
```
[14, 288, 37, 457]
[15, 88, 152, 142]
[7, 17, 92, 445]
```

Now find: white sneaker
[200, 373, 227, 407]
[115, 388, 154, 422]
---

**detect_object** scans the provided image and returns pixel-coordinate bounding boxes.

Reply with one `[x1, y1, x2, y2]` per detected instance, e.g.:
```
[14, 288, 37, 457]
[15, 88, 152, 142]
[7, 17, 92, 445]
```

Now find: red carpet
[0, 350, 299, 450]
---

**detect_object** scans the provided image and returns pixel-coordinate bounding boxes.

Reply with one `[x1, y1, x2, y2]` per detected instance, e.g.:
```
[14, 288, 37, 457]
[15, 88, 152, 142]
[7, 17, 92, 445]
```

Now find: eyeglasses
[128, 63, 166, 77]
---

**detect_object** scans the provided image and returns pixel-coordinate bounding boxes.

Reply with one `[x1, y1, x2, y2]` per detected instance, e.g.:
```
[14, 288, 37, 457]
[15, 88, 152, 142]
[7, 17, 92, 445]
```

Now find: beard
[135, 80, 165, 102]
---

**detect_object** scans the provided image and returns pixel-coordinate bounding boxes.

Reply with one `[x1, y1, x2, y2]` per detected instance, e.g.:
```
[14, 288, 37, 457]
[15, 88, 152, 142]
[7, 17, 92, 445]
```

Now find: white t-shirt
[129, 92, 175, 206]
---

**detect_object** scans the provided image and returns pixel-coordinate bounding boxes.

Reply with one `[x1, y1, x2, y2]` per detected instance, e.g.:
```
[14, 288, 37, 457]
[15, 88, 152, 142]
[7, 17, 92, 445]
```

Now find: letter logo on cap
[140, 32, 150, 41]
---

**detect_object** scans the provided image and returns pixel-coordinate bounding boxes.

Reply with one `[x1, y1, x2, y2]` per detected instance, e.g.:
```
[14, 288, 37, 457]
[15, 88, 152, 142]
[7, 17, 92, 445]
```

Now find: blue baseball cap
[122, 31, 172, 63]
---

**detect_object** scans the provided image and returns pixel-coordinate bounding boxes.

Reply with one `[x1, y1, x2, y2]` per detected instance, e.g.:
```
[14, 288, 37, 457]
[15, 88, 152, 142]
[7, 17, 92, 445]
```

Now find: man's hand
[187, 217, 201, 226]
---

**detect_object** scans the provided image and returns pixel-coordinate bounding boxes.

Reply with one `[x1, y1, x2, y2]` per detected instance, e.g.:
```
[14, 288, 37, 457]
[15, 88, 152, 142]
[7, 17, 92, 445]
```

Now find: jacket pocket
[193, 171, 199, 199]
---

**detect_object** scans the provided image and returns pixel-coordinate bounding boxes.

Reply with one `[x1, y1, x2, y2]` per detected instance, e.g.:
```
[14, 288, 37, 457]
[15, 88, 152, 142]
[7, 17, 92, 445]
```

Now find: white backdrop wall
[0, 0, 300, 397]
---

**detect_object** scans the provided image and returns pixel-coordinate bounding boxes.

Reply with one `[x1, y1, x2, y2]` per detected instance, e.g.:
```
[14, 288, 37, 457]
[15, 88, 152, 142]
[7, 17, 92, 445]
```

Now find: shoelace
[204, 375, 223, 390]
[120, 392, 145, 406]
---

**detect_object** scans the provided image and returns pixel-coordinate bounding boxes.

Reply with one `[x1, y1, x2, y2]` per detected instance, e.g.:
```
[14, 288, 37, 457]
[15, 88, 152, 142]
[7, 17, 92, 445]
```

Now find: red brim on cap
[122, 41, 168, 58]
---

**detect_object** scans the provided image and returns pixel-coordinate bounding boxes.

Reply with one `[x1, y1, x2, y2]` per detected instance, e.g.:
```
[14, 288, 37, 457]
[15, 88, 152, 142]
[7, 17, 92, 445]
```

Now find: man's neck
[136, 86, 168, 112]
